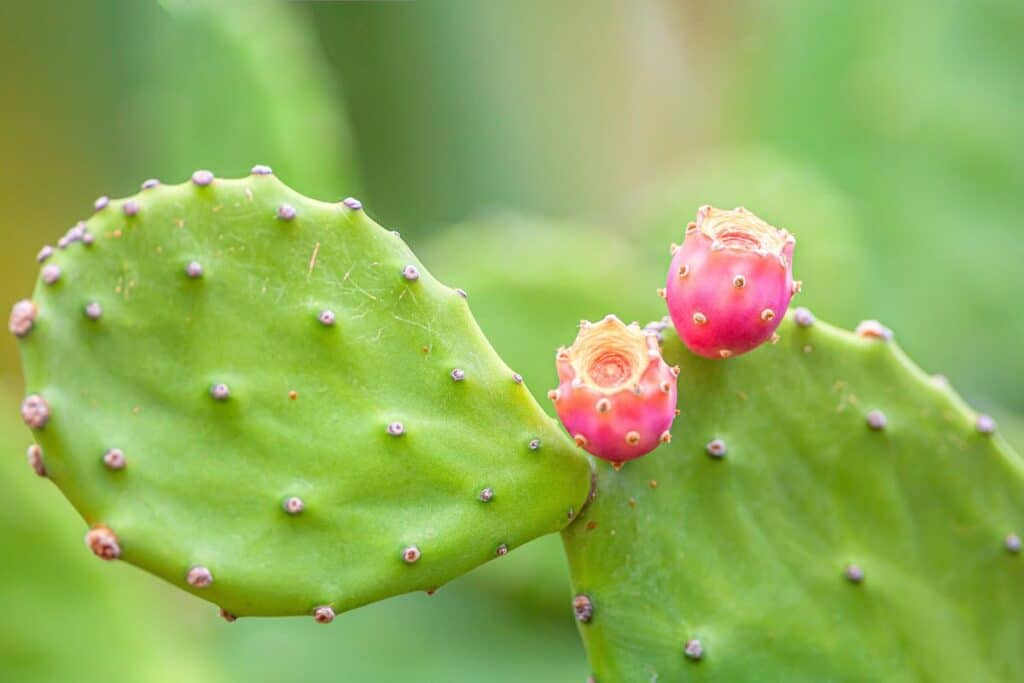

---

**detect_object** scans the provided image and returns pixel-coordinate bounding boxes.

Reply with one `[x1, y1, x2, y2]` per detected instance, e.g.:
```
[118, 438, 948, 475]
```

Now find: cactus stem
[41, 265, 61, 286]
[9, 299, 38, 337]
[283, 496, 304, 515]
[478, 487, 494, 503]
[250, 164, 273, 175]
[84, 301, 103, 321]
[733, 274, 746, 288]
[21, 394, 50, 429]
[26, 444, 46, 477]
[85, 525, 121, 560]
[94, 195, 110, 211]
[386, 421, 405, 437]
[450, 368, 465, 382]
[401, 265, 420, 281]
[625, 431, 641, 445]
[187, 566, 213, 588]
[141, 178, 160, 190]
[692, 312, 707, 325]
[219, 608, 238, 622]
[122, 200, 140, 217]
[975, 414, 996, 435]
[277, 204, 296, 221]
[844, 564, 865, 583]
[342, 197, 363, 211]
[102, 448, 126, 470]
[1006, 533, 1022, 553]
[528, 438, 541, 450]
[573, 594, 593, 623]
[402, 546, 421, 564]
[684, 638, 704, 661]
[185, 261, 204, 279]
[210, 384, 231, 401]
[318, 310, 336, 326]
[866, 410, 887, 431]
[793, 307, 815, 327]
[706, 439, 727, 458]
[496, 544, 509, 556]
[596, 398, 612, 413]
[313, 606, 335, 623]
[191, 170, 214, 186]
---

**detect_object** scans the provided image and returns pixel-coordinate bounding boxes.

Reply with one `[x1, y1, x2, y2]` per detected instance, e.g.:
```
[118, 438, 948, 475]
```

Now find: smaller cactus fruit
[551, 315, 678, 464]
[665, 205, 796, 358]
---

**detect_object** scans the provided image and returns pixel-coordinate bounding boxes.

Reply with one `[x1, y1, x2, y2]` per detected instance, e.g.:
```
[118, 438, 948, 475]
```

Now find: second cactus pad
[563, 316, 1024, 681]
[14, 171, 591, 619]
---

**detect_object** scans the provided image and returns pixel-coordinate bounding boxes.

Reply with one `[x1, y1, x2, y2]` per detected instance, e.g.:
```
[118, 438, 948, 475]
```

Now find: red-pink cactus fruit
[663, 205, 799, 359]
[549, 315, 678, 468]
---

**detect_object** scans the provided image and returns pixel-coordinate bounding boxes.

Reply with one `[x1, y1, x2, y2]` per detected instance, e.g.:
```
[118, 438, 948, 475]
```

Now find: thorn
[512, 372, 523, 384]
[625, 431, 641, 445]
[548, 389, 560, 402]
[975, 414, 996, 435]
[210, 383, 231, 401]
[844, 564, 865, 583]
[684, 638, 704, 661]
[187, 566, 213, 588]
[402, 546, 421, 563]
[760, 308, 776, 322]
[94, 196, 110, 211]
[251, 164, 273, 175]
[402, 265, 420, 281]
[478, 487, 494, 503]
[318, 310, 336, 326]
[719, 349, 732, 358]
[1006, 533, 1021, 554]
[219, 608, 237, 622]
[102, 448, 126, 470]
[866, 409, 887, 431]
[313, 606, 335, 624]
[185, 261, 204, 279]
[596, 398, 612, 413]
[9, 300, 37, 338]
[386, 421, 405, 437]
[528, 438, 541, 450]
[656, 287, 667, 299]
[308, 242, 320, 275]
[573, 595, 593, 623]
[37, 245, 54, 263]
[141, 178, 160, 190]
[495, 544, 509, 556]
[706, 438, 727, 458]
[659, 430, 672, 444]
[41, 264, 61, 286]
[342, 197, 363, 211]
[450, 368, 466, 382]
[21, 394, 50, 429]
[692, 312, 707, 325]
[84, 301, 103, 321]
[26, 444, 46, 477]
[574, 434, 588, 447]
[283, 496, 304, 515]
[792, 279, 803, 294]
[277, 204, 296, 221]
[856, 320, 893, 341]
[191, 170, 214, 186]
[733, 274, 746, 288]
[85, 525, 120, 560]
[122, 200, 140, 217]
[793, 307, 815, 327]
[454, 287, 468, 298]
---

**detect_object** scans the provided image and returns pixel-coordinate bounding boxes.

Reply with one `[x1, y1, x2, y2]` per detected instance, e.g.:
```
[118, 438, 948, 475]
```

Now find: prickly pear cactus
[13, 171, 590, 619]
[563, 316, 1024, 682]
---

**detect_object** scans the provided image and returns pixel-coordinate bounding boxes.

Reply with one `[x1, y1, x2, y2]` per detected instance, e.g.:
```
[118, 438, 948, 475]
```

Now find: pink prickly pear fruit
[550, 315, 678, 466]
[664, 205, 798, 359]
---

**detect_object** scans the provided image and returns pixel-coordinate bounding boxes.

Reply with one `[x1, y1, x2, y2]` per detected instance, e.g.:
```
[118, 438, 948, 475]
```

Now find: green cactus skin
[563, 316, 1023, 682]
[14, 172, 590, 619]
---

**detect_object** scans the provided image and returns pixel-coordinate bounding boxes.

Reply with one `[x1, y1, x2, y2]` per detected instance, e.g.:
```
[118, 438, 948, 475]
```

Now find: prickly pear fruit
[665, 205, 797, 358]
[550, 315, 678, 465]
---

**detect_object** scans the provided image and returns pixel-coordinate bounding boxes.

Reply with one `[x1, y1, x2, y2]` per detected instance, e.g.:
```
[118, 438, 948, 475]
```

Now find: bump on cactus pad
[14, 171, 591, 618]
[563, 316, 1024, 682]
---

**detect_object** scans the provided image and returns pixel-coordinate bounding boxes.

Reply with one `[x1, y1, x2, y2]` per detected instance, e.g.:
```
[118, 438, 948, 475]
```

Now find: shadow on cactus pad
[12, 170, 591, 619]
[563, 316, 1023, 682]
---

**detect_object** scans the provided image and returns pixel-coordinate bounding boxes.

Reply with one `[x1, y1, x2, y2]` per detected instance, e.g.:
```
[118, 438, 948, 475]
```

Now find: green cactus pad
[15, 172, 590, 618]
[563, 316, 1024, 682]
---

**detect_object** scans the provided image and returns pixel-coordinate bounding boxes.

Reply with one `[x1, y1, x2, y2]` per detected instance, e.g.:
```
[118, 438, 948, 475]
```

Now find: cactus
[551, 315, 678, 465]
[12, 172, 590, 619]
[562, 315, 1024, 681]
[664, 204, 797, 358]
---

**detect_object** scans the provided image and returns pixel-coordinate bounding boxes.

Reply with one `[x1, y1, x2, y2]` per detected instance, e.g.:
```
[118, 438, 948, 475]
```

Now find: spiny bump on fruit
[845, 564, 865, 584]
[276, 203, 297, 221]
[9, 300, 37, 338]
[573, 594, 593, 623]
[84, 301, 102, 321]
[402, 265, 420, 281]
[85, 525, 121, 560]
[342, 197, 363, 210]
[219, 608, 238, 622]
[313, 606, 335, 624]
[551, 315, 678, 465]
[191, 169, 214, 186]
[41, 265, 61, 286]
[856, 319, 893, 341]
[282, 496, 304, 515]
[141, 178, 160, 190]
[26, 444, 46, 477]
[102, 448, 126, 470]
[21, 394, 50, 429]
[187, 566, 213, 588]
[866, 409, 887, 431]
[684, 639, 704, 661]
[706, 438, 727, 458]
[402, 546, 422, 564]
[975, 414, 996, 435]
[665, 205, 796, 359]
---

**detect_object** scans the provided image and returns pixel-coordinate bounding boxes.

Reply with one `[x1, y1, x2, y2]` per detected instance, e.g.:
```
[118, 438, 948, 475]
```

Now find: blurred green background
[1, 1, 1021, 681]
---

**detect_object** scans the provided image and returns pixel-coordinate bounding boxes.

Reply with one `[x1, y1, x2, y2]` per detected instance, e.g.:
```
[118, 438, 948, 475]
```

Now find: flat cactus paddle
[563, 316, 1024, 682]
[13, 170, 591, 619]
